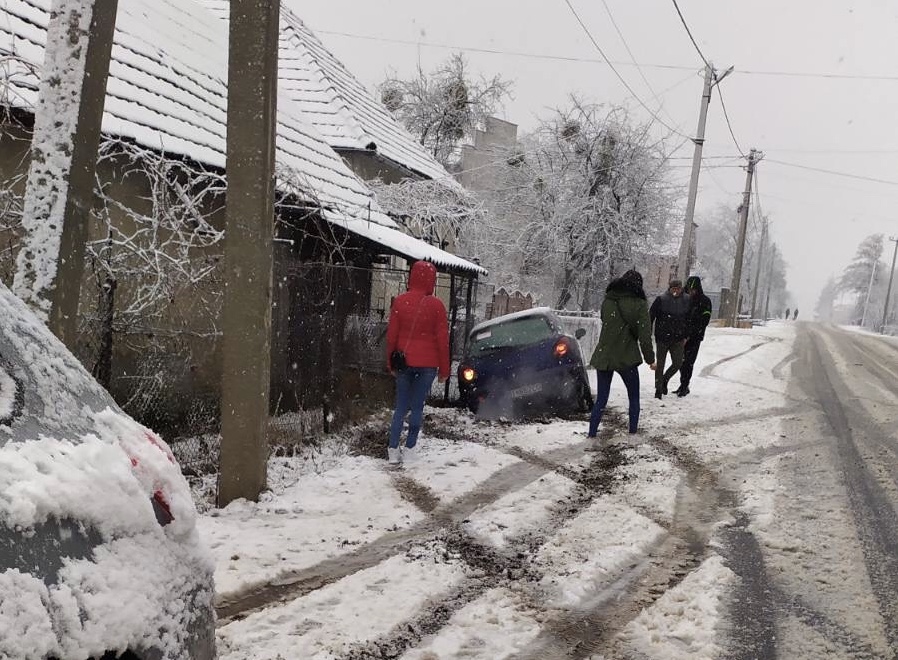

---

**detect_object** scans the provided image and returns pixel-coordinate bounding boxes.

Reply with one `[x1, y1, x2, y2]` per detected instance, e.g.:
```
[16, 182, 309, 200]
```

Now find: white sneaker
[387, 447, 401, 465]
[401, 445, 418, 463]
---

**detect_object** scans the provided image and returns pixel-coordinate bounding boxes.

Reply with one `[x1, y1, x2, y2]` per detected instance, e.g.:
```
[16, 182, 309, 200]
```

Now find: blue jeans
[588, 365, 641, 437]
[389, 367, 438, 449]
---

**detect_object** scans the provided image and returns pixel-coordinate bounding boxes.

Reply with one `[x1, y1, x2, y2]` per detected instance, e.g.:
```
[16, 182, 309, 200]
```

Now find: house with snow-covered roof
[197, 1, 480, 323]
[199, 0, 454, 186]
[0, 0, 484, 431]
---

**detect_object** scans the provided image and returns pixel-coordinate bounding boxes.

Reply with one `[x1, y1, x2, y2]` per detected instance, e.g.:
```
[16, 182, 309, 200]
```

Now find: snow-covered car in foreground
[457, 307, 593, 417]
[0, 286, 215, 659]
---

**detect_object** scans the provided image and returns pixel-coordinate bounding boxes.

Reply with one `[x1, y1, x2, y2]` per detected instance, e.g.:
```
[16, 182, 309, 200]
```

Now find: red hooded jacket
[386, 261, 450, 379]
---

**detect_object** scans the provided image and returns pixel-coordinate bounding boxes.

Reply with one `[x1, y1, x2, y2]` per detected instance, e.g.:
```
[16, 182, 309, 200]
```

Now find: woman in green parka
[587, 269, 656, 440]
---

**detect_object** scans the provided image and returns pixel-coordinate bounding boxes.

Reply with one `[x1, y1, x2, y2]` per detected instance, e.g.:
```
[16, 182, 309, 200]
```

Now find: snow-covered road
[195, 321, 898, 659]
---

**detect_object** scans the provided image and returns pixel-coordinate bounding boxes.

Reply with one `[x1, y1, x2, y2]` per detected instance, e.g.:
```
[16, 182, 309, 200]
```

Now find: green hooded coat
[589, 282, 655, 372]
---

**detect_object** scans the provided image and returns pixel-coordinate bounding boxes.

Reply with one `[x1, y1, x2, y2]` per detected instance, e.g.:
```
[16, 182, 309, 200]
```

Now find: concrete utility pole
[763, 245, 776, 324]
[880, 236, 898, 335]
[676, 63, 734, 280]
[13, 0, 119, 346]
[728, 148, 762, 326]
[750, 216, 768, 319]
[861, 260, 877, 328]
[218, 0, 280, 507]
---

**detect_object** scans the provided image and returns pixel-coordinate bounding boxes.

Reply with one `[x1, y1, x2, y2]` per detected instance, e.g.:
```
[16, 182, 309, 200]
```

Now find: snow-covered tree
[380, 53, 511, 166]
[470, 101, 681, 310]
[693, 204, 741, 292]
[368, 177, 488, 253]
[694, 204, 790, 315]
[838, 233, 896, 329]
[840, 233, 884, 322]
[815, 276, 838, 322]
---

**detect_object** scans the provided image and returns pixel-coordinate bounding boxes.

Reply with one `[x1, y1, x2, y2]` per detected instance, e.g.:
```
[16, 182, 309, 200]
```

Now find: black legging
[679, 336, 702, 389]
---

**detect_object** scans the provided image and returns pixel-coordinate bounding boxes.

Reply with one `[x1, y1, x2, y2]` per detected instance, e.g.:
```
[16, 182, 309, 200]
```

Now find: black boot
[677, 386, 689, 397]
[662, 375, 670, 395]
[655, 386, 663, 400]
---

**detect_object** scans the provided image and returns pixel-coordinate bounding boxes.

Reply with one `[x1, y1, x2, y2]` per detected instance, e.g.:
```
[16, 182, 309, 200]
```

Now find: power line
[715, 85, 746, 157]
[670, 0, 710, 68]
[764, 147, 898, 155]
[315, 28, 898, 82]
[765, 158, 898, 187]
[667, 0, 746, 159]
[561, 0, 690, 139]
[600, 0, 668, 115]
[315, 28, 697, 70]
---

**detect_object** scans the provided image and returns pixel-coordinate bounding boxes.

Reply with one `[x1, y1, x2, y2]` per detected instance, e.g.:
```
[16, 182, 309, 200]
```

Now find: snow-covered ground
[201, 322, 800, 659]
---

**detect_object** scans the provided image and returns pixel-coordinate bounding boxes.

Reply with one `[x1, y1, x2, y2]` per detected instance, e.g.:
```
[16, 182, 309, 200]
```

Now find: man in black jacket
[650, 279, 690, 399]
[675, 275, 713, 397]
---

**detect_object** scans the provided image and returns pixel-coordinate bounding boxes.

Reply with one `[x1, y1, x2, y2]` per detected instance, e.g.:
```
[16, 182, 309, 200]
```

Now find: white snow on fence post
[12, 0, 95, 320]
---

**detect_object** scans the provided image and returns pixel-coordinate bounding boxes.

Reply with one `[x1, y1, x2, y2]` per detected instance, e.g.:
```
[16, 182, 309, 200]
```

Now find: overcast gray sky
[290, 0, 898, 314]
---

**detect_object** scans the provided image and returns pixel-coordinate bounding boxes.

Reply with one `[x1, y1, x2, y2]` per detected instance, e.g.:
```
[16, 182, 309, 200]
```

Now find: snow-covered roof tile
[0, 0, 485, 275]
[197, 0, 456, 184]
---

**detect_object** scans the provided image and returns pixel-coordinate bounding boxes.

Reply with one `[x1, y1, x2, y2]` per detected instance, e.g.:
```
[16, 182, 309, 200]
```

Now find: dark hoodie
[684, 275, 713, 340]
[589, 270, 655, 371]
[386, 261, 450, 378]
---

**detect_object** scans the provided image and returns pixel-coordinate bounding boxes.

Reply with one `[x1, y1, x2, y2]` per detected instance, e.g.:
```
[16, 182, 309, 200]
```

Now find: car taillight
[461, 367, 476, 382]
[152, 490, 174, 526]
[553, 339, 569, 358]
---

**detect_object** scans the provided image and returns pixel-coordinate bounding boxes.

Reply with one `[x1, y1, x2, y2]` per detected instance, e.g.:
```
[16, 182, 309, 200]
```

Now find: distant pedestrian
[586, 269, 656, 443]
[650, 279, 690, 399]
[785, 307, 791, 320]
[793, 308, 799, 320]
[385, 261, 449, 465]
[675, 276, 713, 397]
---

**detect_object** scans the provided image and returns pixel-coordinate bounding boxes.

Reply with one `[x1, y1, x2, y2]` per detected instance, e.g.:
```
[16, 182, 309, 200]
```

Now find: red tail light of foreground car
[128, 430, 178, 527]
[553, 338, 570, 358]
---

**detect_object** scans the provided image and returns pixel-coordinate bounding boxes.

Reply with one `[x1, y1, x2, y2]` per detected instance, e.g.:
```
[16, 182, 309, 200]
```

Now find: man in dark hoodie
[649, 279, 690, 399]
[675, 275, 713, 397]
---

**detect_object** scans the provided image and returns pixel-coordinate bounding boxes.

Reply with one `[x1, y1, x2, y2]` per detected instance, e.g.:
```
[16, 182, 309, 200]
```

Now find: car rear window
[471, 316, 555, 352]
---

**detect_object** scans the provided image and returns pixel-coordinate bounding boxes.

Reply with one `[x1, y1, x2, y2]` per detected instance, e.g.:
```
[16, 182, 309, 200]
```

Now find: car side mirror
[575, 328, 586, 339]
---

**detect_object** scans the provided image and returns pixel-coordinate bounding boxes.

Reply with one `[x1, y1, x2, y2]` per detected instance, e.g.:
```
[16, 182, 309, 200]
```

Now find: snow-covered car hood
[0, 286, 215, 659]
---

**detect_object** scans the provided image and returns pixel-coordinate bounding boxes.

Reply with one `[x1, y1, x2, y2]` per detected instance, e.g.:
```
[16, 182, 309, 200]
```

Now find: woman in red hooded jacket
[385, 261, 450, 464]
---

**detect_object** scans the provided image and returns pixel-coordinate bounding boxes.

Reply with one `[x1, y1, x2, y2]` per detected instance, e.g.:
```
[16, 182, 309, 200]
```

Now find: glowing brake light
[553, 339, 569, 358]
[461, 367, 476, 382]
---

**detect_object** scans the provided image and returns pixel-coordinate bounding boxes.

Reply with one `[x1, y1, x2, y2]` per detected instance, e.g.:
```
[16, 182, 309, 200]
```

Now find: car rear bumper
[460, 365, 586, 410]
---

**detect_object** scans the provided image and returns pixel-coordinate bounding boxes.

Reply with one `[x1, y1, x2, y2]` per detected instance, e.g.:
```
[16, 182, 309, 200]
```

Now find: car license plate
[511, 383, 542, 399]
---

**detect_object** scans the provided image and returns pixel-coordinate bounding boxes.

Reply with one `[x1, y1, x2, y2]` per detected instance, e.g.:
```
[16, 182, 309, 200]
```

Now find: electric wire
[560, 0, 690, 139]
[670, 0, 710, 69]
[765, 158, 898, 187]
[316, 28, 898, 82]
[716, 85, 746, 158]
[600, 0, 677, 127]
[667, 0, 747, 159]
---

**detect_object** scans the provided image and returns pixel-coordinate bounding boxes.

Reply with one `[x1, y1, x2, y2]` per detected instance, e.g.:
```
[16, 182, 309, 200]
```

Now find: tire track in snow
[216, 421, 614, 624]
[800, 329, 898, 656]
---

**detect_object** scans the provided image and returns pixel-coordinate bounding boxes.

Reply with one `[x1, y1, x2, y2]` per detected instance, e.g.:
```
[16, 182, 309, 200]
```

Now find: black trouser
[678, 336, 702, 389]
[655, 340, 684, 391]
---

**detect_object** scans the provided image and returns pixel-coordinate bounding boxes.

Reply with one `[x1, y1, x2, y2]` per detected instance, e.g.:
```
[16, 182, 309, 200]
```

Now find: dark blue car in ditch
[457, 307, 593, 417]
